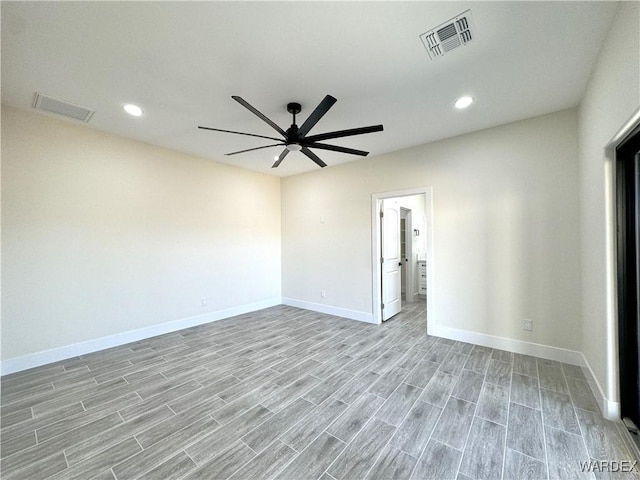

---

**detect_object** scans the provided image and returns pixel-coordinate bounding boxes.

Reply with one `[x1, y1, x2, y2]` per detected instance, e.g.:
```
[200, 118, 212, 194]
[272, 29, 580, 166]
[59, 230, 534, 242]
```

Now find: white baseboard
[1, 298, 281, 376]
[580, 352, 620, 420]
[281, 297, 374, 324]
[1, 299, 624, 423]
[432, 324, 584, 365]
[432, 324, 621, 420]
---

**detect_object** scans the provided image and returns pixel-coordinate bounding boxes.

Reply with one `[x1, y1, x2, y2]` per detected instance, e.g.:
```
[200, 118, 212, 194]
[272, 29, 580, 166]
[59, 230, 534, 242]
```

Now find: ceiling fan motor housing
[286, 124, 299, 139]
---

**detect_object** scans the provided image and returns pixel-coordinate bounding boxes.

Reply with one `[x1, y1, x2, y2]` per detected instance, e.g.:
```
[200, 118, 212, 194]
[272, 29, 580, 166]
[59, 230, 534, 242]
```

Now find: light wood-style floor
[1, 302, 638, 479]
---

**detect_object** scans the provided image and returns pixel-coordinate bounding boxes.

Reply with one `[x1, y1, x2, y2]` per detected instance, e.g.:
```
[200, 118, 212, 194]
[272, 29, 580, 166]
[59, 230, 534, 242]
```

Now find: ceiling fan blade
[304, 124, 384, 143]
[298, 95, 337, 137]
[226, 143, 284, 156]
[272, 149, 289, 168]
[231, 96, 287, 137]
[198, 126, 282, 142]
[303, 142, 369, 156]
[301, 147, 327, 168]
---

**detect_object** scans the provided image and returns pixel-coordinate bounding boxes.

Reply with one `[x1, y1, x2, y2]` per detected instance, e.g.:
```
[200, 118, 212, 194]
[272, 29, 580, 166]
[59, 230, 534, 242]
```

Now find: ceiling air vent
[32, 92, 95, 122]
[420, 10, 475, 60]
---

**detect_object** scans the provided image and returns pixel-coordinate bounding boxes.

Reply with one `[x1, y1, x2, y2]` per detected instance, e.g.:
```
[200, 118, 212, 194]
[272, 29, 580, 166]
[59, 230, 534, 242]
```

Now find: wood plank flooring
[1, 302, 638, 479]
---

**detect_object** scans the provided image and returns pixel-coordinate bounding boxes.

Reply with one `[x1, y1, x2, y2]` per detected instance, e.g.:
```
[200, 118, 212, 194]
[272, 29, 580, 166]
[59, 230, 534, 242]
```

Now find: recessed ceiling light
[123, 104, 143, 116]
[454, 96, 473, 109]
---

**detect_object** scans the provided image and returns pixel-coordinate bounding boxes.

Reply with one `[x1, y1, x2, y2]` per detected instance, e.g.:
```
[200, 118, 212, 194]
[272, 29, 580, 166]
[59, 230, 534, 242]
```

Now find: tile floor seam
[506, 445, 547, 463]
[318, 432, 349, 480]
[500, 353, 514, 480]
[355, 435, 395, 480]
[325, 400, 408, 480]
[257, 395, 317, 444]
[407, 390, 455, 479]
[239, 438, 258, 456]
[281, 430, 346, 479]
[326, 388, 387, 445]
[567, 371, 596, 472]
[536, 357, 550, 479]
[280, 391, 355, 457]
[122, 424, 214, 476]
[460, 353, 489, 480]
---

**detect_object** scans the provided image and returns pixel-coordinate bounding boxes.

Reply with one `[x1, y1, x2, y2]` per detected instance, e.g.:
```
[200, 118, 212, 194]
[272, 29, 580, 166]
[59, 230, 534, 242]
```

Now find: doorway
[616, 123, 640, 434]
[401, 207, 414, 303]
[372, 187, 433, 328]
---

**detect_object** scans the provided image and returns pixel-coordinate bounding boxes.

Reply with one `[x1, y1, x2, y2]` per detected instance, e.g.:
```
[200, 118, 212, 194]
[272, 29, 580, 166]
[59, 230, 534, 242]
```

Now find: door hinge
[381, 303, 385, 310]
[380, 211, 384, 218]
[380, 257, 384, 264]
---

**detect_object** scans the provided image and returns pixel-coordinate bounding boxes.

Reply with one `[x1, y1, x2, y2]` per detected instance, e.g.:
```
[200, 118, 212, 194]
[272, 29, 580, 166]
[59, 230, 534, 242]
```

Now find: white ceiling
[1, 1, 619, 177]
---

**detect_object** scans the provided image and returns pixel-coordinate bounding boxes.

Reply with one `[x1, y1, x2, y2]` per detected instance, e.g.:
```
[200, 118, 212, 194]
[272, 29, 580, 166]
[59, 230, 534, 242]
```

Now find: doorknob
[398, 262, 403, 266]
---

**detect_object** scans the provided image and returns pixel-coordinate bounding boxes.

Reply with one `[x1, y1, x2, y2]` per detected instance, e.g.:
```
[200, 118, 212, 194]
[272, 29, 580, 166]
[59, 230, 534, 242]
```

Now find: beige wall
[282, 109, 581, 351]
[578, 1, 640, 403]
[1, 106, 281, 361]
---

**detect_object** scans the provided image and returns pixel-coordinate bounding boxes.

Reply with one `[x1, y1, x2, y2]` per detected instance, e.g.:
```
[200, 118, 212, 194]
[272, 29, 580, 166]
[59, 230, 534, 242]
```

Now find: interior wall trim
[0, 297, 282, 376]
[433, 323, 621, 419]
[602, 106, 640, 412]
[2, 299, 621, 421]
[581, 352, 621, 420]
[433, 324, 584, 365]
[281, 297, 375, 324]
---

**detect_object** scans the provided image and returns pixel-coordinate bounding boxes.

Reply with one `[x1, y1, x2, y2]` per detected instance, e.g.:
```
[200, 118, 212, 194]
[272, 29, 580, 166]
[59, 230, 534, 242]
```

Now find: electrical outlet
[201, 297, 208, 307]
[321, 290, 327, 298]
[523, 319, 533, 331]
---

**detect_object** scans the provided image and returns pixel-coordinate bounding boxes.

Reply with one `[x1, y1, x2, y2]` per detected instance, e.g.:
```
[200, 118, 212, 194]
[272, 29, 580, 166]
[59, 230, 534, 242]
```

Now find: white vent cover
[32, 93, 95, 122]
[420, 10, 475, 60]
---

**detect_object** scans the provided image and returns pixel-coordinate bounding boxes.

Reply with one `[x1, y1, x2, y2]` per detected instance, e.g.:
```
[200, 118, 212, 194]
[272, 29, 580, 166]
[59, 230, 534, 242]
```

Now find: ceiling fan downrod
[285, 102, 303, 151]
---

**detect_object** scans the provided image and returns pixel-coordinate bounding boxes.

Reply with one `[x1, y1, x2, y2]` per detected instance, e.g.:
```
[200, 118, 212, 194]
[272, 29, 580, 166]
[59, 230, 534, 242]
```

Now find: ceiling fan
[198, 95, 383, 168]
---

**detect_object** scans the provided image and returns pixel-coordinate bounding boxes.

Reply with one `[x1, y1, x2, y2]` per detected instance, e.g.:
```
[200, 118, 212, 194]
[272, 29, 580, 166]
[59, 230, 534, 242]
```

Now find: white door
[381, 199, 402, 320]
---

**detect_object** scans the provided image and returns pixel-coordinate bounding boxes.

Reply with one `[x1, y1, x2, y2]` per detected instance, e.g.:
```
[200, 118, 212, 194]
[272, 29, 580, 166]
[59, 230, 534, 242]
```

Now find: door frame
[371, 187, 434, 330]
[603, 106, 640, 420]
[615, 122, 640, 429]
[400, 207, 415, 303]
